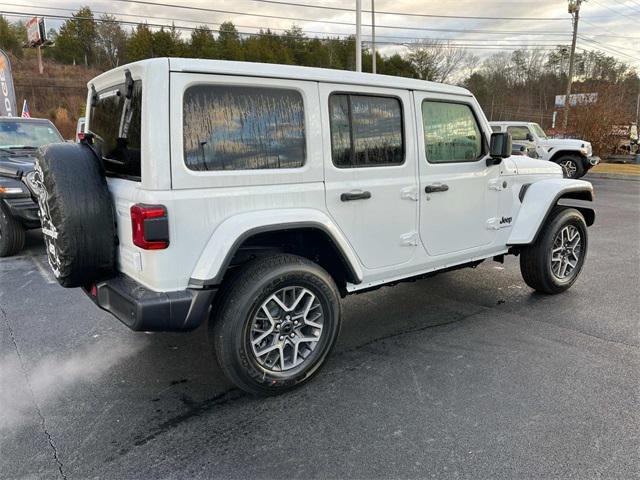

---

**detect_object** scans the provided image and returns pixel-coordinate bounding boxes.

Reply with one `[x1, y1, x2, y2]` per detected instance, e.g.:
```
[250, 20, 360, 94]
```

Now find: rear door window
[329, 94, 404, 168]
[89, 79, 142, 180]
[183, 85, 306, 171]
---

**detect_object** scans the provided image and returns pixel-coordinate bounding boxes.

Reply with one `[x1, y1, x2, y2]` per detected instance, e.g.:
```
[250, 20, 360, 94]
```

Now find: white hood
[539, 138, 591, 154]
[509, 155, 563, 176]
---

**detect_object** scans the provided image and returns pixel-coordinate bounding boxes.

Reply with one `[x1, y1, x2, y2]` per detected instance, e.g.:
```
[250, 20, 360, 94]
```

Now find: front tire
[520, 208, 588, 294]
[0, 203, 26, 257]
[210, 254, 341, 396]
[556, 154, 584, 179]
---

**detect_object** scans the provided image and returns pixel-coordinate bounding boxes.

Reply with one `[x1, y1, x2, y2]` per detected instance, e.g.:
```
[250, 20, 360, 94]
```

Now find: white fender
[508, 178, 594, 245]
[188, 208, 363, 286]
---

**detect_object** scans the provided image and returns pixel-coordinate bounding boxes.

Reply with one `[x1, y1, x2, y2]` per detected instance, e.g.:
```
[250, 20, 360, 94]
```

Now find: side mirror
[488, 132, 512, 165]
[526, 133, 534, 141]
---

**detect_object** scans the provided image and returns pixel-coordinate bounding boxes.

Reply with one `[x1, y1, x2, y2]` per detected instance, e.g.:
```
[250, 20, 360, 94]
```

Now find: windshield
[0, 120, 64, 148]
[530, 123, 548, 139]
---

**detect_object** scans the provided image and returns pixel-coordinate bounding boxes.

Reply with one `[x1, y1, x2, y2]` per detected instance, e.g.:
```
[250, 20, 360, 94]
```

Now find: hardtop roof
[91, 58, 473, 97]
[489, 121, 538, 126]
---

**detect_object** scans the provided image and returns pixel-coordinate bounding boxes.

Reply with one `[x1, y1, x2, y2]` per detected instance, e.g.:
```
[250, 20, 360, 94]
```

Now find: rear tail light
[130, 204, 169, 250]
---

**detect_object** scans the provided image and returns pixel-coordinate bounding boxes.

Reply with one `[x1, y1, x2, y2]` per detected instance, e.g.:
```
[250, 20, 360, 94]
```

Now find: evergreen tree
[0, 16, 24, 57]
[190, 26, 218, 59]
[51, 7, 97, 67]
[218, 22, 243, 61]
[127, 23, 153, 62]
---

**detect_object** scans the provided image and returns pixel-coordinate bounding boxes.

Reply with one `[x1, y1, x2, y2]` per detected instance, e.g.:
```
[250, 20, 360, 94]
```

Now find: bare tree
[96, 14, 128, 68]
[407, 40, 469, 83]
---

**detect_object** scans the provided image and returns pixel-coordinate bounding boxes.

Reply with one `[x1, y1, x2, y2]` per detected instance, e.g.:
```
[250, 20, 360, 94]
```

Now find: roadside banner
[0, 49, 17, 117]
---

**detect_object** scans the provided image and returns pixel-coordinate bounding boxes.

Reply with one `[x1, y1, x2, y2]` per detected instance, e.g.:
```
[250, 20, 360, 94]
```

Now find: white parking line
[30, 255, 56, 285]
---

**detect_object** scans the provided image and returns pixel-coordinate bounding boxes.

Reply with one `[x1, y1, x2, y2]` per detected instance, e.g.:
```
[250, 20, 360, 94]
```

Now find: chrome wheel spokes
[250, 286, 324, 373]
[561, 160, 577, 178]
[551, 225, 582, 279]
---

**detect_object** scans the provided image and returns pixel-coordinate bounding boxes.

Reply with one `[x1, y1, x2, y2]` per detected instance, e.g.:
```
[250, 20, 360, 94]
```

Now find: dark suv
[0, 117, 64, 256]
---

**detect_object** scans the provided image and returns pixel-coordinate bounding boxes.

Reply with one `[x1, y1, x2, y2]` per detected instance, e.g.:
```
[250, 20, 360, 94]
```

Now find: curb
[586, 173, 640, 181]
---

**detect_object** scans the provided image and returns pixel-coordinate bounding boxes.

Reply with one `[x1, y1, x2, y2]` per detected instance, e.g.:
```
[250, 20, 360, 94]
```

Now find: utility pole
[371, 0, 376, 74]
[355, 0, 362, 72]
[636, 93, 639, 126]
[562, 0, 583, 130]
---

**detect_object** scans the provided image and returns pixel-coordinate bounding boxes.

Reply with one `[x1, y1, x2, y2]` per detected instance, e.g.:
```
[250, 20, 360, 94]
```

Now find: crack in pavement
[0, 304, 67, 480]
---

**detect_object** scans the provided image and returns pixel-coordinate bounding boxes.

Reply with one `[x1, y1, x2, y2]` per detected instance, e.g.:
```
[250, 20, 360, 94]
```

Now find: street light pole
[562, 0, 582, 130]
[371, 0, 376, 74]
[356, 0, 362, 72]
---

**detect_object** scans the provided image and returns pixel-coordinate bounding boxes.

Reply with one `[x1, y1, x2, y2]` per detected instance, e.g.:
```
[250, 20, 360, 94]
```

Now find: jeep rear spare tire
[35, 143, 116, 287]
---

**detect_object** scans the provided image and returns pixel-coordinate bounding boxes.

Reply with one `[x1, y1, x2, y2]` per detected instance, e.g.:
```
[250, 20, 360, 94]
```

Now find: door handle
[424, 183, 449, 194]
[340, 190, 372, 202]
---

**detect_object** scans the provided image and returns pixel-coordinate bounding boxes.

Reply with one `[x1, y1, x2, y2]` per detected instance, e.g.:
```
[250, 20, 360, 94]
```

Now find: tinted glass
[90, 80, 142, 179]
[0, 121, 63, 148]
[422, 101, 482, 163]
[329, 94, 403, 168]
[491, 125, 501, 132]
[530, 123, 547, 139]
[183, 86, 305, 171]
[507, 126, 531, 141]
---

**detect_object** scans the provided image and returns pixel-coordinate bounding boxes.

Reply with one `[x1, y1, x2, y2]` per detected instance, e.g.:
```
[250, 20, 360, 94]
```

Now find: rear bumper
[85, 274, 217, 332]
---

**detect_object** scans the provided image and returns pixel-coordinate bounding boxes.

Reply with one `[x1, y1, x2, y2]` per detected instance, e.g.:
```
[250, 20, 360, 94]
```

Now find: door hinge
[400, 186, 419, 201]
[400, 231, 418, 246]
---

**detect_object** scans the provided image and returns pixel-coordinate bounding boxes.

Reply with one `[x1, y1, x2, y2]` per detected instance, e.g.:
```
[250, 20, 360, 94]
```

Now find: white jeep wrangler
[34, 59, 595, 395]
[490, 121, 599, 179]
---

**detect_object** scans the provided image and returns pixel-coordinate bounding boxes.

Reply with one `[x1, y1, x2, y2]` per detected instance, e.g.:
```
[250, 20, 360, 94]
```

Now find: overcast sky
[5, 0, 640, 66]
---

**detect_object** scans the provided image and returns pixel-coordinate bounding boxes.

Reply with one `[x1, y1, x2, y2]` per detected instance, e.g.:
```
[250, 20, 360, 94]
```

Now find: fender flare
[507, 179, 595, 245]
[188, 208, 363, 287]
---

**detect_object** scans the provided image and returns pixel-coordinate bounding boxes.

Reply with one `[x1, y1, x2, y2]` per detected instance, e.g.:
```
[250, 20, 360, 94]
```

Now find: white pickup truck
[34, 59, 595, 395]
[490, 121, 599, 178]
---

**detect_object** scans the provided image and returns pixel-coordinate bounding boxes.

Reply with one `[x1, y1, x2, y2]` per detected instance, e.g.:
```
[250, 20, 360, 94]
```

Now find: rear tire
[520, 208, 588, 294]
[210, 254, 341, 396]
[0, 203, 25, 257]
[556, 154, 584, 179]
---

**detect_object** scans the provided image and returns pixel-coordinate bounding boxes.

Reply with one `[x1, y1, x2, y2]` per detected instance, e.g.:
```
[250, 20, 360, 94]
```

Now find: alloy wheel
[560, 160, 578, 178]
[550, 225, 582, 279]
[249, 286, 324, 373]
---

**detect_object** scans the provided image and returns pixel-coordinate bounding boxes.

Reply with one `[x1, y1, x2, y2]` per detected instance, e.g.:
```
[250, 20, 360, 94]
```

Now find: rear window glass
[183, 85, 306, 171]
[507, 126, 531, 141]
[89, 80, 142, 180]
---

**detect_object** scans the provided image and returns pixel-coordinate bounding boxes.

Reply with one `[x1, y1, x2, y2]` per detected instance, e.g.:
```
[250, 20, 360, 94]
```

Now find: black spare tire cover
[34, 143, 116, 287]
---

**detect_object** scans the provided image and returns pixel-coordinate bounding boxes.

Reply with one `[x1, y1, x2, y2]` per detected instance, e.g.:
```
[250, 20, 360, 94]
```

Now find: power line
[0, 4, 569, 45]
[110, 0, 573, 21]
[611, 0, 640, 14]
[0, 11, 563, 50]
[578, 35, 640, 63]
[590, 0, 640, 22]
[73, 0, 574, 35]
[35, 1, 640, 39]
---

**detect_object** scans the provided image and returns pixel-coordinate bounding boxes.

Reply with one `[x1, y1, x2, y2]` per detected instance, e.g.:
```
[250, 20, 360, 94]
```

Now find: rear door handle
[340, 190, 372, 202]
[424, 183, 449, 194]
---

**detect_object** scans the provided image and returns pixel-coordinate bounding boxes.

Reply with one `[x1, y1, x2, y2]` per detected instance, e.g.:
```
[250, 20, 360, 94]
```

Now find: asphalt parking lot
[1, 177, 638, 479]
